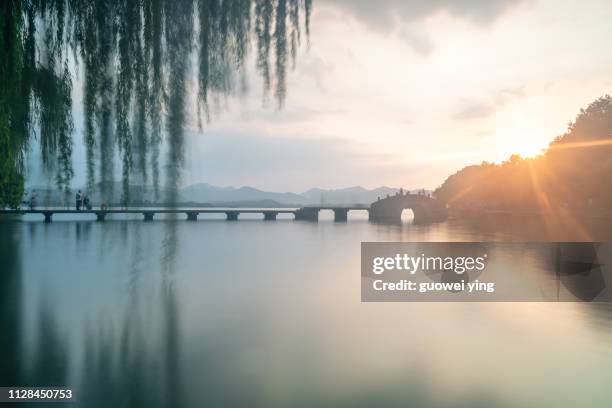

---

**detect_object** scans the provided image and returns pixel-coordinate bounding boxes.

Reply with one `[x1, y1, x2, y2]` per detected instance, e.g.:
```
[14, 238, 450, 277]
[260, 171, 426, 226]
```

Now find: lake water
[1, 212, 612, 407]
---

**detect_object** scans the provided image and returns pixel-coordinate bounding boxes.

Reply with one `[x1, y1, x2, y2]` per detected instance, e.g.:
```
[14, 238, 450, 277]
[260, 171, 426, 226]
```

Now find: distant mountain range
[181, 183, 402, 205]
[181, 183, 306, 205]
[24, 182, 429, 206]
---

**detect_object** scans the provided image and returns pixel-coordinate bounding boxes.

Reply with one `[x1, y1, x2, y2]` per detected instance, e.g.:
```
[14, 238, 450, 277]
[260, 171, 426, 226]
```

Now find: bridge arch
[400, 208, 415, 222]
[369, 193, 447, 224]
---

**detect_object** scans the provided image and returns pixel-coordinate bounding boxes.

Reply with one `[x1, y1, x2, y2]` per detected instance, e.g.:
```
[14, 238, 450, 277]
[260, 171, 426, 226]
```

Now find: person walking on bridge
[76, 190, 82, 211]
[83, 194, 91, 210]
[29, 190, 37, 210]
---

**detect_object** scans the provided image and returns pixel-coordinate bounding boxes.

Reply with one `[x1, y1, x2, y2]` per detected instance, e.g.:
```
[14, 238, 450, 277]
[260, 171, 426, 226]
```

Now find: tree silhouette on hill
[435, 95, 612, 215]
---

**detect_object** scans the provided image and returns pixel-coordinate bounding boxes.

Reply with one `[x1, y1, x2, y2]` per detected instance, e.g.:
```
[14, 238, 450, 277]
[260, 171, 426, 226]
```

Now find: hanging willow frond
[1, 0, 313, 207]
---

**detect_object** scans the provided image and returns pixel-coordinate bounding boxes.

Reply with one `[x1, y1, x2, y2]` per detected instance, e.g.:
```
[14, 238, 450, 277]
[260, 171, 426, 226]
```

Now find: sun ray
[548, 137, 612, 151]
[526, 160, 593, 241]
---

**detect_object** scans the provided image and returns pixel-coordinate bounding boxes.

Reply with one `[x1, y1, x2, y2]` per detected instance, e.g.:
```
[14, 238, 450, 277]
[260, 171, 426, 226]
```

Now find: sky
[28, 0, 612, 192]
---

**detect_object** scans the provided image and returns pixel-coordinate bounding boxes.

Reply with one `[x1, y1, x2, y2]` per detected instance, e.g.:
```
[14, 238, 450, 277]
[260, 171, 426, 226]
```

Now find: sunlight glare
[496, 126, 549, 159]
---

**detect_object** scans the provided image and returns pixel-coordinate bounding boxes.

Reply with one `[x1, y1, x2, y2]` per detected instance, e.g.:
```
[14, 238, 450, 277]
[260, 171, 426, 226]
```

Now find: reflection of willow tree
[0, 0, 312, 207]
[162, 276, 182, 407]
[80, 221, 183, 408]
[80, 290, 182, 408]
[0, 227, 23, 387]
[0, 236, 69, 405]
[1, 289, 70, 408]
[27, 295, 69, 389]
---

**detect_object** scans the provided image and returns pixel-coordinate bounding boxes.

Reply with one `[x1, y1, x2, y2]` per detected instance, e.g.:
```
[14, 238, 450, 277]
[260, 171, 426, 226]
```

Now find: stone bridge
[369, 192, 447, 223]
[294, 192, 447, 223]
[0, 193, 447, 224]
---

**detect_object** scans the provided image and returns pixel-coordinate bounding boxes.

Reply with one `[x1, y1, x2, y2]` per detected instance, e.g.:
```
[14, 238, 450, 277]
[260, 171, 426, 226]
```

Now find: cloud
[317, 0, 526, 57]
[453, 99, 497, 120]
[398, 27, 435, 56]
[320, 0, 527, 30]
[453, 86, 527, 121]
[494, 85, 527, 105]
[238, 106, 345, 124]
[295, 54, 336, 92]
[182, 129, 408, 191]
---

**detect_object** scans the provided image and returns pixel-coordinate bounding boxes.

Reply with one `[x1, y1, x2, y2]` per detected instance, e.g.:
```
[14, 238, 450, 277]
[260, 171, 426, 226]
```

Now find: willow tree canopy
[0, 0, 312, 207]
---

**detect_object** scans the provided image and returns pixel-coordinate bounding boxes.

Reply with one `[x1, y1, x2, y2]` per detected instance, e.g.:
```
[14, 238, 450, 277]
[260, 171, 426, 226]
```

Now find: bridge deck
[302, 206, 369, 211]
[0, 206, 371, 222]
[0, 193, 446, 223]
[0, 206, 369, 214]
[0, 208, 300, 214]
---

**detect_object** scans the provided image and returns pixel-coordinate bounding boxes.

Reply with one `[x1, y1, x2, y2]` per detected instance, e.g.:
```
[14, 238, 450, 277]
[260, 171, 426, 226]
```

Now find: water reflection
[27, 293, 69, 388]
[75, 219, 184, 407]
[0, 225, 22, 387]
[1, 215, 612, 407]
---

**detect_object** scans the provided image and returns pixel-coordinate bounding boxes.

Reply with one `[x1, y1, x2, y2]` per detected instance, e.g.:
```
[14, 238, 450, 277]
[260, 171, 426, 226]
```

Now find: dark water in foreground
[1, 212, 612, 407]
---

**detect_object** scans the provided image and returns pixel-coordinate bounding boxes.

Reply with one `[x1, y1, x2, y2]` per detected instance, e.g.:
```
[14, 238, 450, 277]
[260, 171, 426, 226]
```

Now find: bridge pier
[226, 211, 239, 221]
[263, 211, 278, 221]
[43, 211, 53, 223]
[186, 211, 199, 221]
[294, 207, 319, 222]
[143, 211, 155, 222]
[333, 208, 349, 222]
[96, 211, 107, 222]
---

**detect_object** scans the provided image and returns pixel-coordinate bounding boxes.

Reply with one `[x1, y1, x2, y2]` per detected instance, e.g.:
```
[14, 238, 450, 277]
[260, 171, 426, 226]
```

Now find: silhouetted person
[29, 190, 37, 210]
[76, 190, 82, 211]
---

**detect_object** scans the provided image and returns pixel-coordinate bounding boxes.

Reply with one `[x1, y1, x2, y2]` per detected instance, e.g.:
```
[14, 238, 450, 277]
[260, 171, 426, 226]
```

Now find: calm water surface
[1, 212, 612, 407]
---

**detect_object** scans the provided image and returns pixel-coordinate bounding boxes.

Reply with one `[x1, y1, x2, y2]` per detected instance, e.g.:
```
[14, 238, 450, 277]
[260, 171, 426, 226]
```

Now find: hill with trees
[434, 95, 612, 216]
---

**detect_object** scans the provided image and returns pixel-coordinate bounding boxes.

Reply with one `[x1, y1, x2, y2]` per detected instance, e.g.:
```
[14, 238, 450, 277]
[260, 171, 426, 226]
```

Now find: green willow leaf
[0, 0, 312, 207]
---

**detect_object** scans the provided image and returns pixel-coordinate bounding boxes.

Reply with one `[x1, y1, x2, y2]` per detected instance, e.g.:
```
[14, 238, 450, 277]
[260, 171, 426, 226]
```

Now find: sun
[495, 126, 549, 159]
[513, 137, 548, 158]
